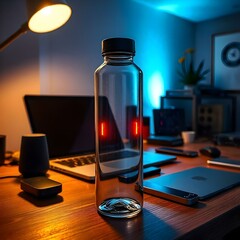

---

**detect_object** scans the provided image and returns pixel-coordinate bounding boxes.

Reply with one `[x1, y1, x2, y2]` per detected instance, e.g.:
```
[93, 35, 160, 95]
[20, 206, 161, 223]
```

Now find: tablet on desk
[143, 167, 240, 200]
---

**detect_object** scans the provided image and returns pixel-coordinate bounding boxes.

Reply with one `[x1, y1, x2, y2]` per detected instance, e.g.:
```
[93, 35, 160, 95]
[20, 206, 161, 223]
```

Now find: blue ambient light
[147, 71, 164, 109]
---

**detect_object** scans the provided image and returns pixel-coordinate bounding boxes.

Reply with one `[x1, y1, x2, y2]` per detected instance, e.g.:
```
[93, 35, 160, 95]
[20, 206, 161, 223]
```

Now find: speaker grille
[197, 104, 224, 136]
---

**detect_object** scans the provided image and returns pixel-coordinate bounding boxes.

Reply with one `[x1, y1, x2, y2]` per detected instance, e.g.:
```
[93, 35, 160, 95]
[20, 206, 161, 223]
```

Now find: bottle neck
[103, 54, 134, 65]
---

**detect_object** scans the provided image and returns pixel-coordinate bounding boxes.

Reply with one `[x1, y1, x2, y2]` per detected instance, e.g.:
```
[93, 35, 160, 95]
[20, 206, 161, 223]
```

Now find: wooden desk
[0, 142, 239, 240]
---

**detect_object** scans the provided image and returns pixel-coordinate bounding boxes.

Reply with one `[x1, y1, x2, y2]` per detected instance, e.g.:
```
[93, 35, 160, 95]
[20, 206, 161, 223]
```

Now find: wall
[195, 12, 240, 85]
[39, 0, 195, 136]
[0, 0, 194, 150]
[0, 0, 40, 151]
[2, 1, 238, 150]
[195, 12, 240, 131]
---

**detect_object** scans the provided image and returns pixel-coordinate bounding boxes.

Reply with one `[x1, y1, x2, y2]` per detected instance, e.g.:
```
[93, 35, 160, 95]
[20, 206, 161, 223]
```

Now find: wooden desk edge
[180, 205, 240, 239]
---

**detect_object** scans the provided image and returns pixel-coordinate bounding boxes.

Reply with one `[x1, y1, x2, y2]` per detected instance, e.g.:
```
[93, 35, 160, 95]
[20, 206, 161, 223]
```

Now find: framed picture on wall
[212, 31, 240, 91]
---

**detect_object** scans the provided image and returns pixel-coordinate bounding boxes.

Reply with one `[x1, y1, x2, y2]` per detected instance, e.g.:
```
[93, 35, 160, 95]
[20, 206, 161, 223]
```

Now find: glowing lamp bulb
[28, 4, 72, 33]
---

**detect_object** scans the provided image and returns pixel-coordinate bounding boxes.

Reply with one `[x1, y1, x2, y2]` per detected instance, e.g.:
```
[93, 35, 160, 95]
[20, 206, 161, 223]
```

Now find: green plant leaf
[178, 50, 210, 85]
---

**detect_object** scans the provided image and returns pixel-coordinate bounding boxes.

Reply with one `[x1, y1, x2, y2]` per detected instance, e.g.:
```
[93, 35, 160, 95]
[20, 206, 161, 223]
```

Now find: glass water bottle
[94, 37, 143, 218]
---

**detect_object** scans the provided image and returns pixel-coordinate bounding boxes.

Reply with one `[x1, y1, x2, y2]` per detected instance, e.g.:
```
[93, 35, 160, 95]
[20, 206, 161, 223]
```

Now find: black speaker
[153, 108, 185, 136]
[126, 105, 137, 146]
[143, 116, 150, 140]
[197, 104, 224, 136]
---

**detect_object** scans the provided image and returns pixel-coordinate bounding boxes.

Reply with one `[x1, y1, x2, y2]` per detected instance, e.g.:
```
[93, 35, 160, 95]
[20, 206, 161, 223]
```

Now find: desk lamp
[0, 0, 72, 51]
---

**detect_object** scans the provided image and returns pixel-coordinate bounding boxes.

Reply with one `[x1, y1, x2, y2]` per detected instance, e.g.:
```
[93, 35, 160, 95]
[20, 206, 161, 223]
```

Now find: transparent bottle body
[94, 55, 143, 218]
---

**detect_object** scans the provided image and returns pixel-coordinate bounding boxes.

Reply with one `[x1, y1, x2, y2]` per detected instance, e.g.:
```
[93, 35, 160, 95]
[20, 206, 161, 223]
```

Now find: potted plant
[178, 48, 210, 90]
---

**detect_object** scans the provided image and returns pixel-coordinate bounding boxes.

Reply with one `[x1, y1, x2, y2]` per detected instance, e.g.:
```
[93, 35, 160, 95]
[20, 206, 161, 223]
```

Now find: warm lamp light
[0, 0, 72, 51]
[27, 0, 72, 33]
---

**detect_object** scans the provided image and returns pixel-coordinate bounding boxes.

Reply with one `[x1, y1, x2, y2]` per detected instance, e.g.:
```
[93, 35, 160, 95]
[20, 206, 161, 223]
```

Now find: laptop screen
[24, 95, 123, 158]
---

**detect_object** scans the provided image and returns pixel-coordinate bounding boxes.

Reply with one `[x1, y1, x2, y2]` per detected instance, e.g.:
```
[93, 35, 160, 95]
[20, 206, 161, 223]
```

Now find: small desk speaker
[197, 104, 224, 136]
[153, 108, 185, 136]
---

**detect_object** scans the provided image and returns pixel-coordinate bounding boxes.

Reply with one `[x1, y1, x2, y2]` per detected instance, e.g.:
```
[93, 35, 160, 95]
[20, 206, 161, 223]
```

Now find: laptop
[143, 167, 240, 200]
[24, 95, 176, 181]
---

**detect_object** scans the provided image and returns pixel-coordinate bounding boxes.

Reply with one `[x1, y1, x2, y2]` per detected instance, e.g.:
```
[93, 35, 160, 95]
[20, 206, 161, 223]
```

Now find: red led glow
[100, 122, 106, 137]
[133, 120, 139, 136]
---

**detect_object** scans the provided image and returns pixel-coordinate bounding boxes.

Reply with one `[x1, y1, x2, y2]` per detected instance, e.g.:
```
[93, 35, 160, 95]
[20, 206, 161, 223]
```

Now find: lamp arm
[0, 22, 29, 51]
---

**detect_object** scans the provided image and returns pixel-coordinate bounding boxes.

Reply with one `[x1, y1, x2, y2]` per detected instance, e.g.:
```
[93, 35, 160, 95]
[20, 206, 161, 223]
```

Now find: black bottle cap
[102, 38, 135, 56]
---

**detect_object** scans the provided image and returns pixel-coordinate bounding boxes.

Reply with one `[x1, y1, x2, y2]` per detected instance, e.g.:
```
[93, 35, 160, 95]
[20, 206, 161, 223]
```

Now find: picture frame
[211, 31, 240, 92]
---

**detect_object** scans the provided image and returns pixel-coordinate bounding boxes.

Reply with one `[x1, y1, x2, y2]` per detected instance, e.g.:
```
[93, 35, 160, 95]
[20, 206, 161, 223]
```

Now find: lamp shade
[0, 0, 72, 51]
[27, 0, 72, 33]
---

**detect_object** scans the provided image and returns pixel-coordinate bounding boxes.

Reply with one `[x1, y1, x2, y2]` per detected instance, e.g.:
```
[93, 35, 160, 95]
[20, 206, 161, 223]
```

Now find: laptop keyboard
[55, 150, 139, 168]
[55, 155, 95, 168]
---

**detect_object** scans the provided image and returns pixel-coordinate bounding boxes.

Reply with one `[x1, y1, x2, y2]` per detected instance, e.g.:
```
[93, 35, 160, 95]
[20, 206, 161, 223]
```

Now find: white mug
[181, 131, 195, 144]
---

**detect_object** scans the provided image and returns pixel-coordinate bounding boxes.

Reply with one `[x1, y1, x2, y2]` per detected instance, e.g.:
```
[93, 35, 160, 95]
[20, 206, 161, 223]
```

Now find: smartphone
[207, 157, 240, 169]
[118, 166, 161, 183]
[143, 181, 199, 206]
[155, 147, 198, 158]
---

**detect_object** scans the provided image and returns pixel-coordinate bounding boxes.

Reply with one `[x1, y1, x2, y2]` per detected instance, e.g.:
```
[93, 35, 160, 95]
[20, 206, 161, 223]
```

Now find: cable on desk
[0, 175, 21, 179]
